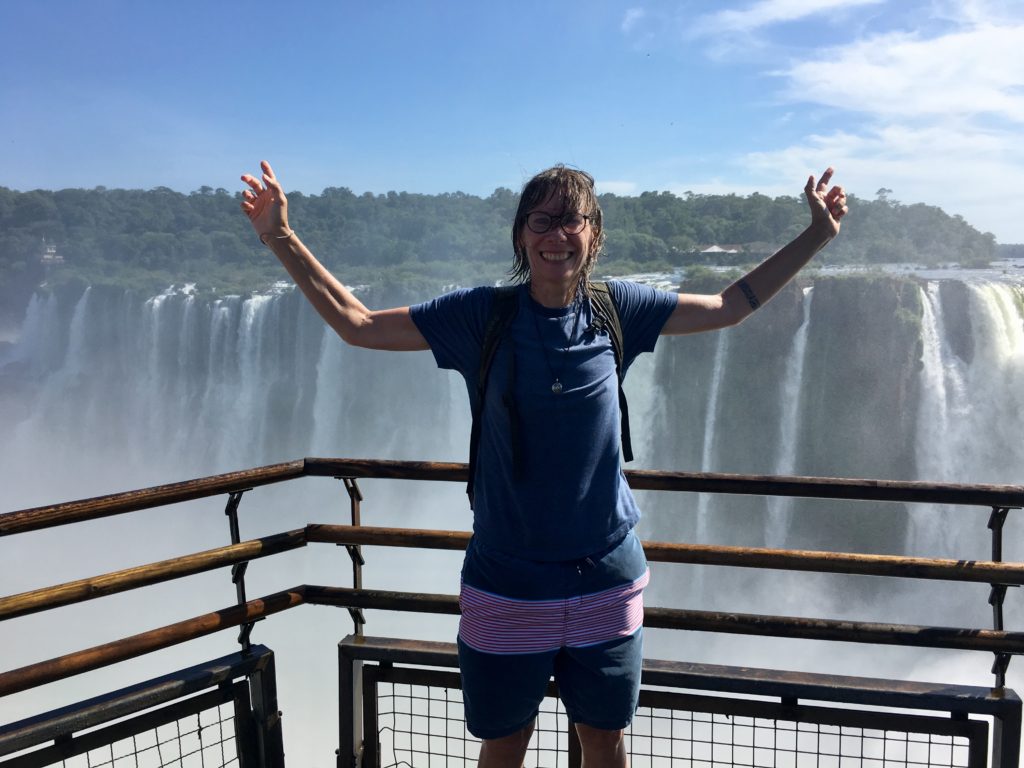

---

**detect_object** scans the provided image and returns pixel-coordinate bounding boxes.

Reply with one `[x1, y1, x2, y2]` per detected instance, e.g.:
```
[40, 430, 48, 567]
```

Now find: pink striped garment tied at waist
[458, 570, 649, 654]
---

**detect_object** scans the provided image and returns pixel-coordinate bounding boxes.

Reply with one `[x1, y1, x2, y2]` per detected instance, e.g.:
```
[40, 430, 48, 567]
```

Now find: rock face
[797, 277, 922, 478]
[938, 280, 974, 365]
[790, 277, 923, 553]
[642, 275, 926, 555]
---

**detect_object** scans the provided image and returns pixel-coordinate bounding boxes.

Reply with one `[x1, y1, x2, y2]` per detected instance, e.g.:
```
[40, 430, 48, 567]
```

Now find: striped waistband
[459, 570, 649, 654]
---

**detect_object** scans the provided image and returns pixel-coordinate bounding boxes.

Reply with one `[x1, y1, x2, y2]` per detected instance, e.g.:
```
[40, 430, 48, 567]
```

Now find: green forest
[0, 182, 1002, 324]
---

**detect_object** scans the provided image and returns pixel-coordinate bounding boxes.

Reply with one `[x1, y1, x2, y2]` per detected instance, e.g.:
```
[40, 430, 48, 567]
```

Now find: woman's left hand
[805, 167, 848, 238]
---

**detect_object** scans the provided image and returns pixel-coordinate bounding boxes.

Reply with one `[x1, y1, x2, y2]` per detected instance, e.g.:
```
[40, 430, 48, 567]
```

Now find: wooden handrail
[623, 469, 1024, 506]
[303, 586, 1024, 653]
[7, 584, 1023, 698]
[0, 529, 308, 621]
[4, 458, 1023, 716]
[3, 458, 1023, 538]
[0, 460, 305, 537]
[0, 587, 307, 697]
[307, 524, 1024, 584]
[304, 457, 1024, 506]
[8, 523, 1023, 625]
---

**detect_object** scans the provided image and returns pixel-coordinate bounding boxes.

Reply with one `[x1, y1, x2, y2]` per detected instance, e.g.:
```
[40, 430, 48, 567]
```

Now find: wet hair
[509, 165, 606, 295]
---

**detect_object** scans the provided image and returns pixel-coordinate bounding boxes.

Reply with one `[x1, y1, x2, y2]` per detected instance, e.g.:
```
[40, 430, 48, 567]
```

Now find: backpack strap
[588, 282, 633, 463]
[467, 286, 520, 506]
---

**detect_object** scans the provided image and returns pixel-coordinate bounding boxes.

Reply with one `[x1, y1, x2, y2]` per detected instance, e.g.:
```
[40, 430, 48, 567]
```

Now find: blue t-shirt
[410, 280, 676, 561]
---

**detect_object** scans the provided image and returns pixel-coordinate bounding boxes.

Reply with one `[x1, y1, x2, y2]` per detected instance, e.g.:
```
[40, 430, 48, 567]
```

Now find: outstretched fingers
[240, 161, 283, 220]
[817, 167, 835, 191]
[240, 160, 290, 234]
[803, 166, 847, 231]
[239, 171, 263, 216]
[260, 160, 284, 193]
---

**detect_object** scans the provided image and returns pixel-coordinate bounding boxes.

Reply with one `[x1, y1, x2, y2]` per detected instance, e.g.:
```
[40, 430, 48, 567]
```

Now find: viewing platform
[1, 458, 1023, 767]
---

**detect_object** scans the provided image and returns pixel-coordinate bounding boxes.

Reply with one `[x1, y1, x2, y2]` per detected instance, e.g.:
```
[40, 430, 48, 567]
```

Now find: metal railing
[0, 645, 284, 768]
[341, 635, 1009, 768]
[2, 457, 1023, 766]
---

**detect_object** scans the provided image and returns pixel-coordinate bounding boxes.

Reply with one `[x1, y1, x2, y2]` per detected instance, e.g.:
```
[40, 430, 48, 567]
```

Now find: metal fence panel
[0, 647, 282, 768]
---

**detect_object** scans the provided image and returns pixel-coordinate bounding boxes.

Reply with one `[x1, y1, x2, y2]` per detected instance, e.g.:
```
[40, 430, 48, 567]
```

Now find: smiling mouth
[541, 251, 574, 262]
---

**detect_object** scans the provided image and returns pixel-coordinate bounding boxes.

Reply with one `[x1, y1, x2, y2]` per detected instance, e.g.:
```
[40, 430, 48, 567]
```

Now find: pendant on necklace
[551, 379, 563, 395]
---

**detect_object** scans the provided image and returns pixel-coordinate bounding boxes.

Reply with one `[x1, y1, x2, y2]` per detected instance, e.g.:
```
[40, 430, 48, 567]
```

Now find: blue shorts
[457, 531, 647, 739]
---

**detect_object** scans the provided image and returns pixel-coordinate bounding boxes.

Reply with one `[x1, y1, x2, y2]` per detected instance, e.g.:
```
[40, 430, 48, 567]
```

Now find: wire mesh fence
[370, 676, 982, 768]
[2, 694, 242, 768]
[626, 708, 973, 768]
[377, 682, 571, 768]
[0, 648, 283, 768]
[35, 702, 238, 768]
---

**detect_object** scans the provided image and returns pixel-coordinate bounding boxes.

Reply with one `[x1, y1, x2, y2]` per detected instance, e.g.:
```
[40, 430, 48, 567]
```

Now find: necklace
[531, 299, 581, 395]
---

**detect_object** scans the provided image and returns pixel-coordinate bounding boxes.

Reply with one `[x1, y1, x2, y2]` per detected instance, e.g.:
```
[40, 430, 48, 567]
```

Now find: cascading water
[2, 273, 1024, 764]
[695, 331, 729, 533]
[912, 282, 966, 558]
[689, 330, 729, 598]
[912, 281, 1024, 559]
[765, 286, 813, 548]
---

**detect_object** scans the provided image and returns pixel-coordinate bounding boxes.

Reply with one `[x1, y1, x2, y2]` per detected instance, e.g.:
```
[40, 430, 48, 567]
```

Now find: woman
[241, 161, 846, 768]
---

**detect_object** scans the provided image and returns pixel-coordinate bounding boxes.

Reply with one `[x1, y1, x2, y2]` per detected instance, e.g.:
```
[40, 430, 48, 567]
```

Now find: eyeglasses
[525, 211, 590, 235]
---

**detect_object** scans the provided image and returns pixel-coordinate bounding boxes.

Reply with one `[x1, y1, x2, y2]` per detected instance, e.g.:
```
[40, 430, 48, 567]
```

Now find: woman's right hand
[240, 160, 290, 239]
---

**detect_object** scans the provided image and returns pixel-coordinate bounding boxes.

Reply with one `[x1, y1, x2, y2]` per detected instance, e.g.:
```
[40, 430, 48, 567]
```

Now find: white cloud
[627, 2, 1024, 240]
[741, 123, 1024, 239]
[622, 7, 646, 34]
[751, 10, 1024, 240]
[930, 0, 1021, 27]
[779, 23, 1024, 123]
[692, 0, 885, 36]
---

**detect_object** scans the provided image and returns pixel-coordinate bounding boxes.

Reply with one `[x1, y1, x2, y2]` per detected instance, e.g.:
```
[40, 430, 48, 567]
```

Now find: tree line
[0, 182, 999, 323]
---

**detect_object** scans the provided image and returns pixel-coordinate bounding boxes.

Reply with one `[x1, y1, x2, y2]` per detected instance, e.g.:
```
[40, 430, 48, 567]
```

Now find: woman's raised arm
[240, 161, 428, 351]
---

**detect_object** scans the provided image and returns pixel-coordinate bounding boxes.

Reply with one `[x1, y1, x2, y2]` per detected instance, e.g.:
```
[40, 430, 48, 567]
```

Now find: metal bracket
[992, 653, 1013, 682]
[338, 477, 366, 635]
[989, 507, 1011, 560]
[225, 489, 259, 651]
[345, 545, 366, 567]
[347, 607, 366, 628]
[987, 506, 1018, 688]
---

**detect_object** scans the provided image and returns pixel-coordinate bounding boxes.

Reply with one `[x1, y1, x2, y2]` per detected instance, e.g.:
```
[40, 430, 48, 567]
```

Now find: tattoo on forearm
[739, 280, 761, 310]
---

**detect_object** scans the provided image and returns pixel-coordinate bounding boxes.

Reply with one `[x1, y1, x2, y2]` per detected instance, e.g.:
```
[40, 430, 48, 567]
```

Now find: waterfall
[695, 330, 730, 545]
[916, 283, 956, 481]
[965, 283, 1024, 487]
[913, 282, 1024, 563]
[5, 277, 1022, 536]
[311, 324, 345, 455]
[765, 286, 813, 548]
[3, 275, 1024, 758]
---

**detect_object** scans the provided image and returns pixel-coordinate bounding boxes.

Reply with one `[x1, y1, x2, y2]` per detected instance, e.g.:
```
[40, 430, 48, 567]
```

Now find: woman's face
[518, 192, 594, 298]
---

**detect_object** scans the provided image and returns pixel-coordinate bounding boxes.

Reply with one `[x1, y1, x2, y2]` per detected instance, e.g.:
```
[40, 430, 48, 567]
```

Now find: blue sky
[4, 0, 1024, 241]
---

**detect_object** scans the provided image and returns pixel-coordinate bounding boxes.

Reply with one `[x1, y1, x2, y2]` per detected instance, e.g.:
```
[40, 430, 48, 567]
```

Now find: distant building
[697, 244, 742, 254]
[39, 239, 64, 265]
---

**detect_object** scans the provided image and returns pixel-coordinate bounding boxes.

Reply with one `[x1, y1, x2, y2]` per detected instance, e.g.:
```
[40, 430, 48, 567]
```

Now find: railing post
[224, 488, 259, 650]
[340, 477, 367, 636]
[987, 506, 1018, 688]
[338, 638, 364, 768]
[992, 698, 1022, 768]
[361, 663, 381, 768]
[249, 652, 286, 768]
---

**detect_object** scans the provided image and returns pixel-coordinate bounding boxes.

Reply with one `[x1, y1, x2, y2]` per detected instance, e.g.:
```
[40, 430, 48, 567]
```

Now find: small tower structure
[39, 238, 64, 265]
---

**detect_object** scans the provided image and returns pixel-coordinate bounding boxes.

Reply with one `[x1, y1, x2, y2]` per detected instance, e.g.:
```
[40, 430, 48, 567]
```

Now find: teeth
[541, 252, 573, 262]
